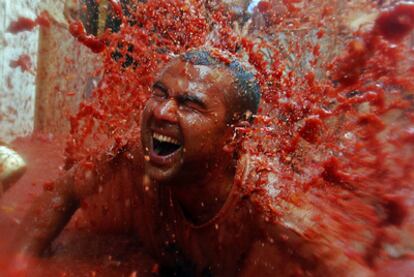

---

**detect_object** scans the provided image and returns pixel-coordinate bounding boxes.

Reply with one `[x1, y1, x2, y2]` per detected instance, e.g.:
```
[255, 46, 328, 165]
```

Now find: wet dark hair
[181, 49, 261, 122]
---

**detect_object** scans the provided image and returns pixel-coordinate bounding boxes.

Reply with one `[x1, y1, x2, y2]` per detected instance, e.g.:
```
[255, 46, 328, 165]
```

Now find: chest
[135, 190, 256, 276]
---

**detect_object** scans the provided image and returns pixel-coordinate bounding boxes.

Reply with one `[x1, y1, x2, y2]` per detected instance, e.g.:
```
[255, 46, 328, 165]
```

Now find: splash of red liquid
[4, 0, 414, 274]
[69, 21, 106, 53]
[108, 0, 123, 19]
[7, 17, 37, 33]
[333, 3, 414, 88]
[7, 12, 50, 34]
[375, 3, 414, 42]
[62, 3, 414, 270]
[9, 54, 32, 72]
[257, 1, 271, 13]
[298, 116, 324, 144]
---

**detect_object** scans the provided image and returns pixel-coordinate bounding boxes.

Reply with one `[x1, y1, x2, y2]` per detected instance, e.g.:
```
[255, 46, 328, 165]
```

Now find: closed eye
[178, 95, 206, 111]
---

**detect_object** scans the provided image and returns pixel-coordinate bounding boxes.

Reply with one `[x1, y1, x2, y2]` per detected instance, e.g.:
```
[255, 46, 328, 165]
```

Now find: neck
[170, 162, 235, 225]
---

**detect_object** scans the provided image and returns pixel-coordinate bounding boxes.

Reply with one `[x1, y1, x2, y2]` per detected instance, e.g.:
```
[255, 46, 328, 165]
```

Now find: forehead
[157, 60, 235, 98]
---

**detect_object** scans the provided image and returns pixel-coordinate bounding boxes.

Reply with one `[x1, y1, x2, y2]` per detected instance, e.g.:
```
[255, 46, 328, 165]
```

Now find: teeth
[153, 132, 180, 145]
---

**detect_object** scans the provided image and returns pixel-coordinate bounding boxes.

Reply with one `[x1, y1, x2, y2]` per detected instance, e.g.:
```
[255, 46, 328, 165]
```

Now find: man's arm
[9, 150, 123, 257]
[11, 168, 78, 256]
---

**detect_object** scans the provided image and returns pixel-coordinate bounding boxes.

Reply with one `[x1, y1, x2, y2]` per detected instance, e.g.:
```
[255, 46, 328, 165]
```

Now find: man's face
[140, 60, 235, 182]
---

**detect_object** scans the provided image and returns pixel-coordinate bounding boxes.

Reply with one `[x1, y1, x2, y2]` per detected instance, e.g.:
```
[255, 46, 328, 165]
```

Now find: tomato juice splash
[242, 2, 414, 269]
[61, 0, 414, 269]
[3, 0, 414, 273]
[9, 54, 32, 73]
[69, 20, 106, 53]
[6, 11, 51, 34]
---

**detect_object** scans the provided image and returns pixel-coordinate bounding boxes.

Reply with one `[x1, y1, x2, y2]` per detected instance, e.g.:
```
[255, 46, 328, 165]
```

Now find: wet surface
[0, 134, 155, 276]
[1, 0, 414, 275]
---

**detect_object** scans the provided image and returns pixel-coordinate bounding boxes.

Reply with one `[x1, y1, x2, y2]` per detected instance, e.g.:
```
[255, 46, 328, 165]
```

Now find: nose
[154, 98, 178, 123]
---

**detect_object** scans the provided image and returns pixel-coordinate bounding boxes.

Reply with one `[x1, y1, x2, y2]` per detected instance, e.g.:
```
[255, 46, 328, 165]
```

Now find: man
[6, 49, 370, 276]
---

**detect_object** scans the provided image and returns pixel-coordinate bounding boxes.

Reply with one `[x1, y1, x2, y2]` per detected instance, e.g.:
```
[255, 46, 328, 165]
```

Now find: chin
[144, 162, 181, 183]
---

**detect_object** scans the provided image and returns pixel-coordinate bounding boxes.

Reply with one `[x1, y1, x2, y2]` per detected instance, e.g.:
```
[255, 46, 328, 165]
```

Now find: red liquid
[7, 17, 37, 33]
[375, 3, 414, 42]
[108, 0, 123, 19]
[2, 0, 414, 275]
[69, 21, 106, 53]
[257, 1, 271, 13]
[9, 54, 32, 72]
[7, 12, 51, 34]
[64, 1, 414, 271]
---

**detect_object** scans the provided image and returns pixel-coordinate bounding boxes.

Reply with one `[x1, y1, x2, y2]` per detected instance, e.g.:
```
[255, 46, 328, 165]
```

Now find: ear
[233, 112, 252, 131]
[222, 123, 237, 155]
[230, 109, 254, 126]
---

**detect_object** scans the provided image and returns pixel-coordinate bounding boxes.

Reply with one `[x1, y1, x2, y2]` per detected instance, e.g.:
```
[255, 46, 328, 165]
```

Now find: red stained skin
[43, 181, 55, 192]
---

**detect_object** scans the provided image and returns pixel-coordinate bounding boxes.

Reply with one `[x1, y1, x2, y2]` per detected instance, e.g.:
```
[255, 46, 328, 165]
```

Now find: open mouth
[152, 132, 182, 156]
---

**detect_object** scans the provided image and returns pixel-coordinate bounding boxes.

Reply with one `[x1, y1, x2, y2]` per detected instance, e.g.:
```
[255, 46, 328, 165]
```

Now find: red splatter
[375, 3, 414, 42]
[35, 11, 51, 28]
[108, 0, 123, 19]
[332, 3, 414, 88]
[3, 0, 414, 274]
[7, 12, 51, 34]
[257, 1, 271, 13]
[7, 17, 37, 33]
[69, 21, 106, 53]
[299, 116, 324, 144]
[332, 39, 368, 87]
[9, 54, 32, 72]
[382, 194, 408, 227]
[321, 157, 352, 186]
